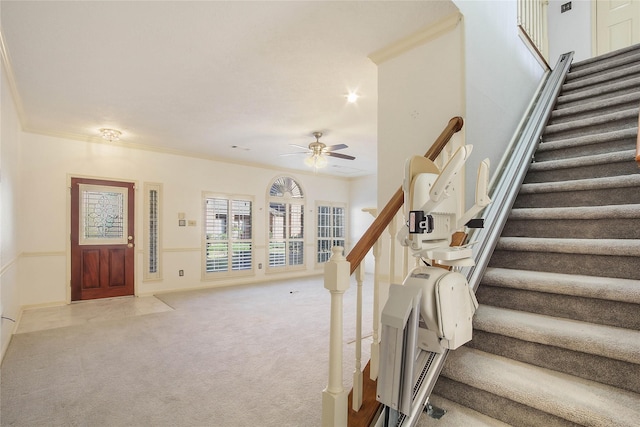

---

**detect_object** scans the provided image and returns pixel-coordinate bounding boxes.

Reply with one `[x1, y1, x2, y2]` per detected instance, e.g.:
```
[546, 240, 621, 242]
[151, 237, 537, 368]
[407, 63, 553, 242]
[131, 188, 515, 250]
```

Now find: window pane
[269, 203, 286, 240]
[289, 204, 304, 239]
[206, 198, 228, 240]
[232, 242, 252, 270]
[318, 206, 331, 238]
[206, 242, 228, 272]
[82, 190, 125, 240]
[269, 241, 286, 267]
[317, 239, 331, 263]
[333, 207, 345, 238]
[289, 241, 304, 265]
[148, 189, 158, 274]
[232, 200, 252, 240]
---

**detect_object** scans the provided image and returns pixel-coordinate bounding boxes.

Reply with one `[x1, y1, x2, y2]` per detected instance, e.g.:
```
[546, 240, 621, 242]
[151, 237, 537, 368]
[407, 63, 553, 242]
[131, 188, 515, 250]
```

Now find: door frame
[66, 174, 138, 303]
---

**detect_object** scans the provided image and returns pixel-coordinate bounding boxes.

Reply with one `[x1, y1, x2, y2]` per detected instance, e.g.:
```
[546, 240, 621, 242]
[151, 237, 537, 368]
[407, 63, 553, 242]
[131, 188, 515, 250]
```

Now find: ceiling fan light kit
[287, 131, 356, 170]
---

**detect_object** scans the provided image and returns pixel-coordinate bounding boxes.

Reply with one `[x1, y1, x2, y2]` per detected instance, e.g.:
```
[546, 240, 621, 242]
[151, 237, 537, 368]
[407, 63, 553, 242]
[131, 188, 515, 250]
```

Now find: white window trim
[202, 192, 255, 280]
[143, 182, 163, 281]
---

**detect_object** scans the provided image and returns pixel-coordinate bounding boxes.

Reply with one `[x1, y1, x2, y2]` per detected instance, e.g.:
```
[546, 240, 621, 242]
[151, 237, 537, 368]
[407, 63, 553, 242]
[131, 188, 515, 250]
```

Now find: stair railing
[321, 116, 464, 427]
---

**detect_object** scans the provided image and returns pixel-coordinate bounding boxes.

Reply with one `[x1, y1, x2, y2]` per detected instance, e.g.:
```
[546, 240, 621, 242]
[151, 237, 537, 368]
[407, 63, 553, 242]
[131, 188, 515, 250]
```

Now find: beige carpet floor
[1, 275, 374, 427]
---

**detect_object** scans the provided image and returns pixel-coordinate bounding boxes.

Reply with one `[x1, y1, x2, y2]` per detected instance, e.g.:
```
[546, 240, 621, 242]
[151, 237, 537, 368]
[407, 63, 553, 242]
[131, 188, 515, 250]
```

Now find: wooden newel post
[322, 246, 351, 427]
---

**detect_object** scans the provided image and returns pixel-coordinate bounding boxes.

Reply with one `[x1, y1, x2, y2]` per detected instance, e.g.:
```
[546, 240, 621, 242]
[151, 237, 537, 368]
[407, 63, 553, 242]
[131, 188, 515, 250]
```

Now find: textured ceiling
[1, 0, 457, 177]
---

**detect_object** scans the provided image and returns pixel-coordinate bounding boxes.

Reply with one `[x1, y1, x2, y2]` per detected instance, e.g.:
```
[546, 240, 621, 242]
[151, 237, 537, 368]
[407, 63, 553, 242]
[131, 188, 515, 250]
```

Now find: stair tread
[442, 347, 640, 427]
[571, 43, 640, 70]
[520, 173, 640, 194]
[496, 236, 640, 257]
[567, 51, 640, 80]
[417, 395, 511, 427]
[482, 267, 640, 304]
[544, 107, 639, 136]
[474, 305, 640, 364]
[538, 127, 637, 152]
[510, 203, 640, 220]
[562, 63, 640, 92]
[529, 149, 635, 171]
[556, 75, 640, 105]
[551, 91, 640, 119]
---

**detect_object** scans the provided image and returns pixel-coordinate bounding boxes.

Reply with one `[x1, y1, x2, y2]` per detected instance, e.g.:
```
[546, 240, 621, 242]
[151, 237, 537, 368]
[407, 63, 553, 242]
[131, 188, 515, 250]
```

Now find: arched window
[267, 177, 305, 269]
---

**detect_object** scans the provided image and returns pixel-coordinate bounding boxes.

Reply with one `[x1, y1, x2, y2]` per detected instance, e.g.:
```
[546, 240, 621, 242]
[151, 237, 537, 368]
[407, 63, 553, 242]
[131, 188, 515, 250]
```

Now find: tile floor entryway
[16, 296, 174, 334]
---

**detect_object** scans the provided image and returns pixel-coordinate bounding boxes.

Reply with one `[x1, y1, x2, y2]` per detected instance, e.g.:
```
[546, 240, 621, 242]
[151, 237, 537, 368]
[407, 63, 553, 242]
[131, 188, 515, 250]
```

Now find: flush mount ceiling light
[346, 92, 359, 103]
[99, 128, 122, 142]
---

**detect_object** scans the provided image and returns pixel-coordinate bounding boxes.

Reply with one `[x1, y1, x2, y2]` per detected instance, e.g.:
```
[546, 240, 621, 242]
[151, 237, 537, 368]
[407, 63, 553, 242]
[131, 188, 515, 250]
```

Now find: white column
[322, 246, 350, 427]
[352, 264, 365, 411]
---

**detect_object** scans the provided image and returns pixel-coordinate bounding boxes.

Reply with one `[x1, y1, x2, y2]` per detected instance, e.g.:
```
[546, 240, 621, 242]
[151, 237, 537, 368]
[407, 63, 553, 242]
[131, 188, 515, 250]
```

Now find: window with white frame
[144, 183, 162, 281]
[316, 203, 346, 264]
[203, 194, 253, 278]
[268, 177, 305, 270]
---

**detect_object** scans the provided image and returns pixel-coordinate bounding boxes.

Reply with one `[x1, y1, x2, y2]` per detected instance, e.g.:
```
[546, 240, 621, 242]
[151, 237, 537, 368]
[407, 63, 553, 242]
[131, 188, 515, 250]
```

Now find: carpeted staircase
[428, 45, 640, 426]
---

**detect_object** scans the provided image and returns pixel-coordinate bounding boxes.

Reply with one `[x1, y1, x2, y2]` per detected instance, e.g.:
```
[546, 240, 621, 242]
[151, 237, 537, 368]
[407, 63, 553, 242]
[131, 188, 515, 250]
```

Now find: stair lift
[376, 145, 491, 426]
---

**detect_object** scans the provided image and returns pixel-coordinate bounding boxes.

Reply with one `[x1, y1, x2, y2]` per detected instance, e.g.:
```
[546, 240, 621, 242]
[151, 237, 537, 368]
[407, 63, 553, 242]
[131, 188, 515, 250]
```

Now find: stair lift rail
[379, 51, 574, 427]
[463, 51, 573, 293]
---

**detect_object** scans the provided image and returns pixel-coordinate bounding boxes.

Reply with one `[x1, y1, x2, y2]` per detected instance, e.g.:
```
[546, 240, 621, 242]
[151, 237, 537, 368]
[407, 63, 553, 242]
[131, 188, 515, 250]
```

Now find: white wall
[18, 132, 356, 306]
[348, 174, 377, 273]
[453, 0, 546, 209]
[377, 17, 464, 206]
[1, 50, 22, 359]
[548, 0, 593, 63]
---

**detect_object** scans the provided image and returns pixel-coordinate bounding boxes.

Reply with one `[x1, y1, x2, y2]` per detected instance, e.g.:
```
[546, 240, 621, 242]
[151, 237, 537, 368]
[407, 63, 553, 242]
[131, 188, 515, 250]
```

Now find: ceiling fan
[285, 132, 356, 169]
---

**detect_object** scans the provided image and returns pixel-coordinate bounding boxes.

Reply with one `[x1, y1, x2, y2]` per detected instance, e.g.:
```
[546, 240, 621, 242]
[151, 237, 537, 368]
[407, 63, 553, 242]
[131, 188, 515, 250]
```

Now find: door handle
[127, 243, 134, 248]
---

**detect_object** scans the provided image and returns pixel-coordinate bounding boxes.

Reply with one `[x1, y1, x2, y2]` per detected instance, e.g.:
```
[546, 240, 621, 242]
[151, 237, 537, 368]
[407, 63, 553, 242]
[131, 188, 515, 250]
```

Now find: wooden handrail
[636, 107, 640, 167]
[345, 116, 464, 275]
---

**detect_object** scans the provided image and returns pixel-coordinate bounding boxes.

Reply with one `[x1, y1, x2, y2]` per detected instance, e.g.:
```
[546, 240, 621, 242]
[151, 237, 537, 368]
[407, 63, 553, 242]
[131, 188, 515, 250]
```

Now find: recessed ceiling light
[346, 92, 359, 103]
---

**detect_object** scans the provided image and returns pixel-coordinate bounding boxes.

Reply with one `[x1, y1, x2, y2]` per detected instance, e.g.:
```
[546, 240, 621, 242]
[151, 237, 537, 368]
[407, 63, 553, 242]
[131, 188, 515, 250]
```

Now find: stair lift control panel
[377, 146, 491, 426]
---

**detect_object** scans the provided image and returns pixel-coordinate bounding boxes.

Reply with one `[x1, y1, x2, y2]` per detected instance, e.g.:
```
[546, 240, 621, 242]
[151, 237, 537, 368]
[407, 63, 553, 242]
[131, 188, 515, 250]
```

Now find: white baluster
[352, 263, 365, 411]
[322, 246, 350, 427]
[370, 238, 381, 380]
[388, 215, 397, 283]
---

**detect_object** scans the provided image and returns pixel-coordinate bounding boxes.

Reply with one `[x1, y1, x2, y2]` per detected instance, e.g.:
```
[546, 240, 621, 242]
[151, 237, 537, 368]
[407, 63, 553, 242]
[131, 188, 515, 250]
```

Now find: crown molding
[368, 11, 462, 65]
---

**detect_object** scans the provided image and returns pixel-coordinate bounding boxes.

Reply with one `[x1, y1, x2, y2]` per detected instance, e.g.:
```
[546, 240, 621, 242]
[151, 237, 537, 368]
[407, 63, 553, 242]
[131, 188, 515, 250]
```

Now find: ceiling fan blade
[325, 144, 348, 152]
[279, 151, 309, 156]
[289, 144, 311, 151]
[326, 152, 355, 160]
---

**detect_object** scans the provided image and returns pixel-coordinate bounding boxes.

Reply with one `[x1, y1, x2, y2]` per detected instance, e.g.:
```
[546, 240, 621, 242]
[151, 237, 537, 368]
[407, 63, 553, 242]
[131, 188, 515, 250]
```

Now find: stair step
[417, 395, 511, 427]
[438, 347, 640, 427]
[561, 63, 640, 94]
[555, 75, 640, 109]
[536, 127, 637, 161]
[503, 203, 640, 239]
[473, 305, 640, 364]
[482, 267, 640, 304]
[514, 174, 640, 208]
[495, 236, 640, 258]
[525, 149, 637, 183]
[566, 51, 640, 81]
[549, 91, 640, 124]
[543, 108, 638, 141]
[489, 237, 640, 280]
[571, 43, 640, 71]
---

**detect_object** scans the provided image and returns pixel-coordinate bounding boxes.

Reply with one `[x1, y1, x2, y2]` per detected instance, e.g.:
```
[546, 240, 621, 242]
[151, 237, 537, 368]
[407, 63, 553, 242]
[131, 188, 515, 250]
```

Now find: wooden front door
[71, 178, 135, 301]
[596, 0, 640, 55]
